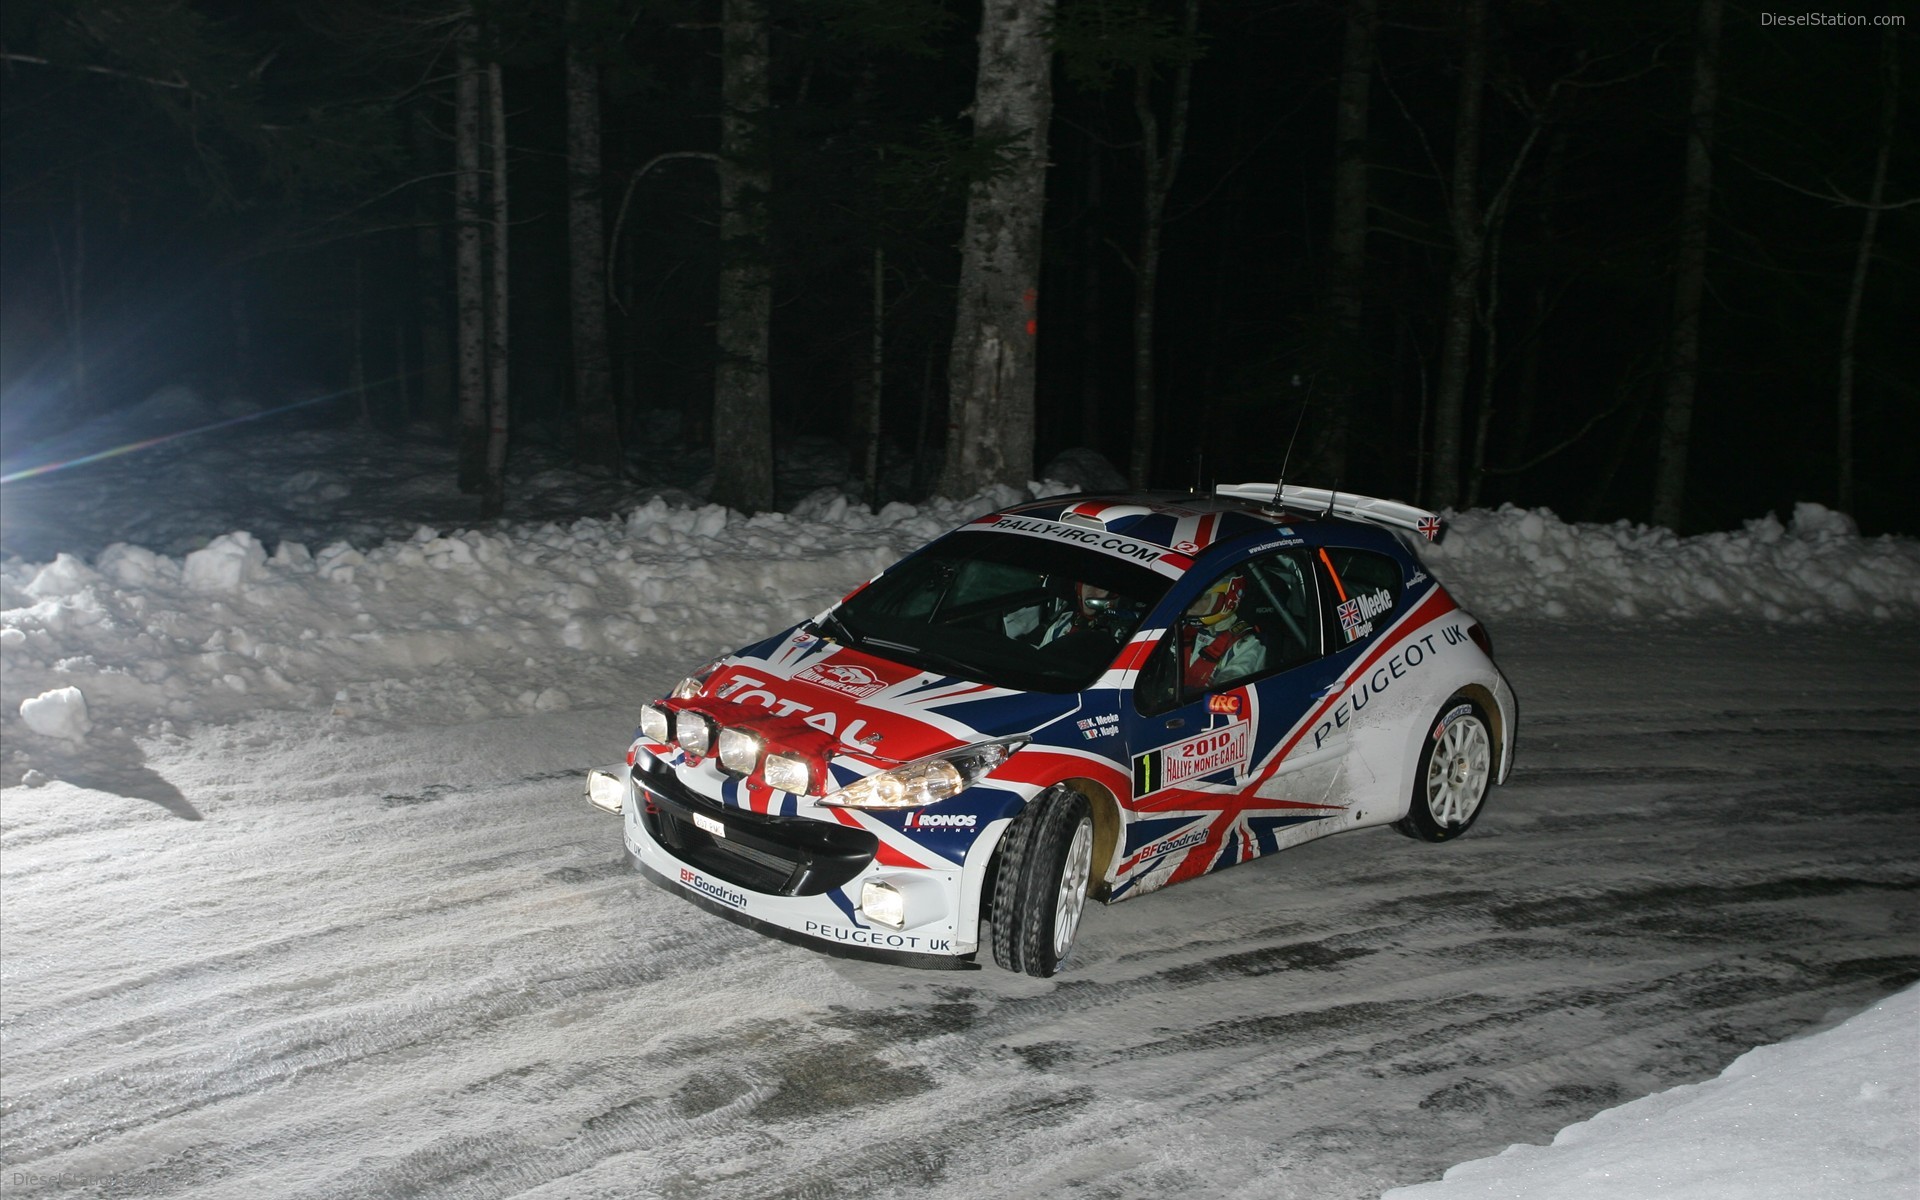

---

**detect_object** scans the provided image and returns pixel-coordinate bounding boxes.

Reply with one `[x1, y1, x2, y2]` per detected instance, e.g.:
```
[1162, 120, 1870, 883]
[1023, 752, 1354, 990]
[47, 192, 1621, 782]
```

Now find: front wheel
[1397, 695, 1493, 842]
[990, 786, 1095, 977]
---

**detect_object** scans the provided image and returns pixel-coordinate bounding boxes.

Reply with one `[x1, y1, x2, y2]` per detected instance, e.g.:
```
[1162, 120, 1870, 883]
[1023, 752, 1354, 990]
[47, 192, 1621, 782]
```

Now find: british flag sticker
[1337, 596, 1364, 635]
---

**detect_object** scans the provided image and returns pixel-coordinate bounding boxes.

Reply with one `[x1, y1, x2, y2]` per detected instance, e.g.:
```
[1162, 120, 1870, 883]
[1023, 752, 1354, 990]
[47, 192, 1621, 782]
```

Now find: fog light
[638, 703, 671, 743]
[764, 751, 813, 795]
[718, 727, 763, 775]
[585, 768, 626, 814]
[861, 879, 906, 929]
[675, 711, 714, 756]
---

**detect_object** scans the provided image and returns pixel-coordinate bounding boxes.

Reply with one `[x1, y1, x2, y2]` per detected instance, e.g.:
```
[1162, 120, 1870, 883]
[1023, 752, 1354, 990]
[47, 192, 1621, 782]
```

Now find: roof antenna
[1273, 374, 1315, 511]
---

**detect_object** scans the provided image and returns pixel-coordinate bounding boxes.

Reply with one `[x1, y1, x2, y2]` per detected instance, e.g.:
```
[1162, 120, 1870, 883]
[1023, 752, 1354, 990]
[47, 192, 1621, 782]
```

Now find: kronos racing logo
[906, 811, 979, 831]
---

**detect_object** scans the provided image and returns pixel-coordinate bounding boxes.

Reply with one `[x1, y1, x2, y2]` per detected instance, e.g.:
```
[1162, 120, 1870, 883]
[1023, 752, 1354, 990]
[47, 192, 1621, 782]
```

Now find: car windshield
[829, 529, 1173, 693]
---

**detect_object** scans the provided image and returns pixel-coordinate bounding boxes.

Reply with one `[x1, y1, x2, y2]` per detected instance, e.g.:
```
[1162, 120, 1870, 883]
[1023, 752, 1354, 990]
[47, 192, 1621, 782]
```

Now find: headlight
[764, 751, 813, 795]
[585, 768, 626, 814]
[820, 739, 1027, 810]
[675, 710, 715, 756]
[861, 879, 906, 929]
[670, 658, 723, 700]
[718, 727, 763, 775]
[638, 703, 671, 743]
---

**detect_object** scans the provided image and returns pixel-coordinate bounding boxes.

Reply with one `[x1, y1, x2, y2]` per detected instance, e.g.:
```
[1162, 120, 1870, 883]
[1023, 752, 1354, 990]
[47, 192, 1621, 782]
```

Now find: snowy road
[4, 622, 1916, 1199]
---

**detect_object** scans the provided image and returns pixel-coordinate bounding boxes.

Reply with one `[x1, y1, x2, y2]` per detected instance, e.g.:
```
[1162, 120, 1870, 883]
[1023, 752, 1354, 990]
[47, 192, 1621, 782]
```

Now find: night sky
[2, 1, 1914, 534]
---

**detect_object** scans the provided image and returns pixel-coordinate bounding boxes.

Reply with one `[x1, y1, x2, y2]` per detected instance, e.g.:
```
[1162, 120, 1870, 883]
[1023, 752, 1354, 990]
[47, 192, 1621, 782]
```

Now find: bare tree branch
[606, 151, 722, 313]
[1737, 155, 1920, 210]
[1, 51, 189, 91]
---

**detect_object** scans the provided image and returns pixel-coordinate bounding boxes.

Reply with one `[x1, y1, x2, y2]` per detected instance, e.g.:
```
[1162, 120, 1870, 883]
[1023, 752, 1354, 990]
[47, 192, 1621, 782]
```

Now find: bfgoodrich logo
[679, 867, 748, 907]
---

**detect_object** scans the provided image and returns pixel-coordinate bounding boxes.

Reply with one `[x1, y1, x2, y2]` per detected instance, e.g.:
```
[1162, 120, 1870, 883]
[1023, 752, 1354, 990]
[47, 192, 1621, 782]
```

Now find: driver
[1038, 582, 1126, 645]
[1183, 573, 1266, 690]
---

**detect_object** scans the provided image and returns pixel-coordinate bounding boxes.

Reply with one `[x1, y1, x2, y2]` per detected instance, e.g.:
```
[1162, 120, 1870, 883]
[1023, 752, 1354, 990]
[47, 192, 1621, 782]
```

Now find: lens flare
[0, 388, 353, 485]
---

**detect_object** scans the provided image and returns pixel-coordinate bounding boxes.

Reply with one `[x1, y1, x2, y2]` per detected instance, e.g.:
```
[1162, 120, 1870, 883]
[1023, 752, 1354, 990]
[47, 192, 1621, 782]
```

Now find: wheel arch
[1376, 676, 1510, 825]
[1453, 682, 1509, 777]
[1050, 776, 1125, 902]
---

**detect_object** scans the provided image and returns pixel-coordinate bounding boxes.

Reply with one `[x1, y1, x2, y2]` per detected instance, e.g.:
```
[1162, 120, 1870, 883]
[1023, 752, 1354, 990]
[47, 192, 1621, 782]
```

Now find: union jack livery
[586, 484, 1518, 976]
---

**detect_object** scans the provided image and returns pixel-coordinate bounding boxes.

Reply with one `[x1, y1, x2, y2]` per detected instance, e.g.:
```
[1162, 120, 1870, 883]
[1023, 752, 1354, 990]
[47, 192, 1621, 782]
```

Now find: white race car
[588, 485, 1517, 975]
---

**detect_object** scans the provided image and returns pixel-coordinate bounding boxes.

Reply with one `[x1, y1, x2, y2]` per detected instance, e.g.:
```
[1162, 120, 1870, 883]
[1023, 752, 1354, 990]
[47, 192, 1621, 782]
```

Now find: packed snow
[1384, 983, 1918, 1199]
[7, 410, 1917, 747]
[2, 399, 1917, 1197]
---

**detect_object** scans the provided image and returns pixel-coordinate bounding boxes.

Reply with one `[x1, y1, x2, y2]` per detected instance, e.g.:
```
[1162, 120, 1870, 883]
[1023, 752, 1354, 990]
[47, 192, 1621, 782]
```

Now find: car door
[1114, 547, 1353, 893]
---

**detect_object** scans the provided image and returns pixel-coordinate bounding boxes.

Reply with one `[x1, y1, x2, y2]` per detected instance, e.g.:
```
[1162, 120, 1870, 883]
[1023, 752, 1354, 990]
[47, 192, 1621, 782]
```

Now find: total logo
[714, 672, 880, 745]
[907, 811, 978, 830]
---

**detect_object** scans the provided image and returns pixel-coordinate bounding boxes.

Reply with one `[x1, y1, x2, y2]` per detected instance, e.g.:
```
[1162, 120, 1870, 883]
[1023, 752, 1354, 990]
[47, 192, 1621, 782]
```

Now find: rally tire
[990, 786, 1095, 977]
[1398, 694, 1493, 843]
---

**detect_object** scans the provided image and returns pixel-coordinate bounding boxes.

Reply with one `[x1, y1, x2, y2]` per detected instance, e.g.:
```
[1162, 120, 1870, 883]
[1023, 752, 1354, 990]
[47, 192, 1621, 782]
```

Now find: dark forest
[2, 0, 1913, 533]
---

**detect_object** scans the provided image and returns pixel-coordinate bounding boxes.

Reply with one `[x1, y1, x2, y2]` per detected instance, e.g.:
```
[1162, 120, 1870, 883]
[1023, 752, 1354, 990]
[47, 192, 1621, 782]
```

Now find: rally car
[587, 484, 1516, 976]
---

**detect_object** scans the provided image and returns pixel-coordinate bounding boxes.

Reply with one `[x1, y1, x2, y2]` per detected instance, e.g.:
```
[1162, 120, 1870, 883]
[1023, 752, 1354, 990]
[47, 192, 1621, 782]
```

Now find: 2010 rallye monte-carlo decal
[585, 485, 1517, 977]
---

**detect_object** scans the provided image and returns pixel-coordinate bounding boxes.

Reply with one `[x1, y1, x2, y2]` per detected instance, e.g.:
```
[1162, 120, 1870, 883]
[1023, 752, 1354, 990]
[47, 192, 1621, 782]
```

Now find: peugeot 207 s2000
[586, 484, 1517, 976]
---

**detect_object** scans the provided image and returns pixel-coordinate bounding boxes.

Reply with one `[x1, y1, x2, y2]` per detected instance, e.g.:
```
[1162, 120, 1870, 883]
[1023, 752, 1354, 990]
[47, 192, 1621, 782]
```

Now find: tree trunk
[1464, 220, 1501, 508]
[864, 243, 885, 510]
[454, 23, 486, 493]
[938, 0, 1057, 497]
[230, 273, 250, 394]
[712, 0, 775, 513]
[51, 175, 88, 413]
[1126, 0, 1199, 490]
[567, 2, 620, 473]
[481, 59, 511, 519]
[350, 250, 368, 422]
[411, 106, 453, 427]
[1836, 32, 1897, 517]
[1080, 144, 1103, 452]
[393, 319, 409, 423]
[1315, 0, 1377, 488]
[1428, 0, 1488, 511]
[1651, 0, 1723, 532]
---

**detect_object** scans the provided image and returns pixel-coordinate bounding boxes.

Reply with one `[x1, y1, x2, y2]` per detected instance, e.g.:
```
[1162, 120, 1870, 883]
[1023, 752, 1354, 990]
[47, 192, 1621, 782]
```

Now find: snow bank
[3, 491, 1916, 752]
[0, 487, 1021, 747]
[1382, 982, 1920, 1200]
[1427, 502, 1920, 623]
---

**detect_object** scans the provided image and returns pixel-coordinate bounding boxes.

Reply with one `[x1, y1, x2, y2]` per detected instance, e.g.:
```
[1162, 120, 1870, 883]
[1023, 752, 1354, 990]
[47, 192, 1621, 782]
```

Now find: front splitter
[627, 849, 980, 971]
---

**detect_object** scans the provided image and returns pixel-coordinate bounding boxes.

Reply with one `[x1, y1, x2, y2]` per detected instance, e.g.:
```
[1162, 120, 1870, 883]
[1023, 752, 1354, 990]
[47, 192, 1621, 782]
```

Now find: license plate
[692, 811, 726, 839]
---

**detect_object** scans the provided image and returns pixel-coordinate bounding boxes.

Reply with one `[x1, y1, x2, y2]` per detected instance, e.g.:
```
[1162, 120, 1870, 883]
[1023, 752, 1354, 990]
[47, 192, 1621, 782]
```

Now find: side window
[1134, 548, 1325, 715]
[1315, 547, 1402, 648]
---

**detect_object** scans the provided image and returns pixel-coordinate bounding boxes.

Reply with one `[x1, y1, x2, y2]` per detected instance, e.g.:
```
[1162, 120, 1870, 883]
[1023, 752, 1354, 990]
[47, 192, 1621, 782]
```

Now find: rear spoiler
[1214, 483, 1444, 542]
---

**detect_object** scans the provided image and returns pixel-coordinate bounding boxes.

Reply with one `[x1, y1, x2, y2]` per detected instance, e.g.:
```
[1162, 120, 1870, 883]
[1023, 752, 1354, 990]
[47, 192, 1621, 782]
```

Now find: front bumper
[618, 756, 980, 969]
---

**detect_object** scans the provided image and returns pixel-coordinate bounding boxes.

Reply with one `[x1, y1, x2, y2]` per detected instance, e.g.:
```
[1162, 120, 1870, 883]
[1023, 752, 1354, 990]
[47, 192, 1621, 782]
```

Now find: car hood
[682, 628, 1088, 771]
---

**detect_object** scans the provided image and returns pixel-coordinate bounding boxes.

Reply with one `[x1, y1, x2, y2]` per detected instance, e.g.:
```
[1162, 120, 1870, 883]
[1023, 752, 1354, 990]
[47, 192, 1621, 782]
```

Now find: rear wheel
[990, 786, 1095, 977]
[1398, 695, 1493, 842]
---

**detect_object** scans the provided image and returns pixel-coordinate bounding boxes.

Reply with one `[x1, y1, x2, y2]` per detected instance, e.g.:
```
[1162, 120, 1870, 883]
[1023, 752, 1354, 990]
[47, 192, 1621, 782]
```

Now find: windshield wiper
[862, 636, 982, 682]
[812, 609, 862, 647]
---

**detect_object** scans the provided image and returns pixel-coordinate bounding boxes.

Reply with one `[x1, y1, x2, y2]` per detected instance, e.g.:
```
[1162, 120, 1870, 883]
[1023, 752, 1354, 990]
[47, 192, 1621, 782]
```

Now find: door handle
[1164, 717, 1186, 730]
